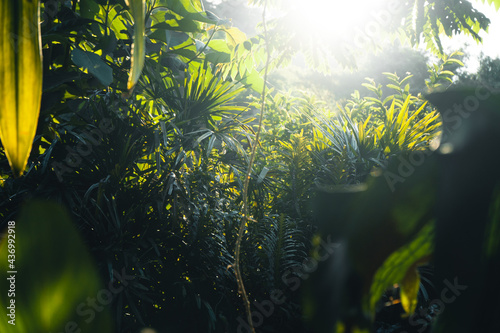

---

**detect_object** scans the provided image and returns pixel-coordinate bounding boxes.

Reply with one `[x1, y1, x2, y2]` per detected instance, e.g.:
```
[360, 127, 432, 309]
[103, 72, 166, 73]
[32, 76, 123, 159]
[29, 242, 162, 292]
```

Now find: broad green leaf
[368, 223, 433, 315]
[80, 0, 100, 19]
[71, 48, 113, 86]
[207, 39, 231, 53]
[169, 47, 198, 59]
[149, 19, 199, 34]
[241, 70, 264, 94]
[0, 0, 43, 177]
[0, 201, 113, 332]
[108, 5, 129, 39]
[223, 27, 247, 47]
[161, 0, 203, 14]
[205, 51, 231, 64]
[159, 0, 215, 24]
[125, 0, 145, 92]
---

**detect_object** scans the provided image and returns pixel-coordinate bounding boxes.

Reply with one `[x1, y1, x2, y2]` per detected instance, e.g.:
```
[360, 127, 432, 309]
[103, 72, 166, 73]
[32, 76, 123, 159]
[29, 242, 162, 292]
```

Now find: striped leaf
[126, 0, 145, 92]
[0, 0, 42, 177]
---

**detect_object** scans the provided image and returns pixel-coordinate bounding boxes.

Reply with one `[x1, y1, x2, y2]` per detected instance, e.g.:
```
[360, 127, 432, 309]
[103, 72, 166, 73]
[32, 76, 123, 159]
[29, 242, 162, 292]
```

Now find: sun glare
[287, 0, 391, 41]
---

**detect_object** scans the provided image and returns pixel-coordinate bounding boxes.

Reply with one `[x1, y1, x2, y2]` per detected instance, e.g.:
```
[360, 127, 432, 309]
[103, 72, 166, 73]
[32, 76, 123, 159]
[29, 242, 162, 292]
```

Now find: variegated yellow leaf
[0, 0, 42, 177]
[126, 0, 145, 92]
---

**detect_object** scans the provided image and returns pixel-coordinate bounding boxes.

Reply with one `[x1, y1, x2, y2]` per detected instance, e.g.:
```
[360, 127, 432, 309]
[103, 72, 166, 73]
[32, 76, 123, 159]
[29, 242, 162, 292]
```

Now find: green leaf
[241, 70, 264, 94]
[159, 0, 215, 24]
[108, 5, 129, 39]
[80, 0, 100, 19]
[207, 39, 231, 53]
[387, 83, 402, 91]
[0, 201, 113, 332]
[205, 51, 231, 64]
[149, 19, 199, 34]
[400, 265, 421, 315]
[71, 48, 113, 86]
[125, 0, 145, 92]
[222, 27, 247, 47]
[368, 223, 433, 315]
[150, 29, 190, 47]
[0, 0, 43, 177]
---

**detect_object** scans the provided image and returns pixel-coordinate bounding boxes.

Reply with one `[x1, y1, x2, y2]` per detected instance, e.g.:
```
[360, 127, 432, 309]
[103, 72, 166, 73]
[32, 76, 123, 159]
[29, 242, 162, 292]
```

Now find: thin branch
[186, 24, 219, 65]
[233, 1, 270, 332]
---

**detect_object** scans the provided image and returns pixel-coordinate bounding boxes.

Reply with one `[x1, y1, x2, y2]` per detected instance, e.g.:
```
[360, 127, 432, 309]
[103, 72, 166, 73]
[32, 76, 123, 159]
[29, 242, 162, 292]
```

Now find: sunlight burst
[287, 0, 392, 40]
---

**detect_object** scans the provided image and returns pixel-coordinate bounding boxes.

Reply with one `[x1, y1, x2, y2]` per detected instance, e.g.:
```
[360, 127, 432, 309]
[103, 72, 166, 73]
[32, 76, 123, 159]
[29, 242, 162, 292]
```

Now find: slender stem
[233, 1, 270, 332]
[186, 24, 218, 65]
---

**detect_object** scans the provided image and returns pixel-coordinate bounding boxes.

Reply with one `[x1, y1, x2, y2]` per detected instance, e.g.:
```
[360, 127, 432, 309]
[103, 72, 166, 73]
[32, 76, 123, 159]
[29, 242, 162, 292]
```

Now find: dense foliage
[0, 1, 500, 333]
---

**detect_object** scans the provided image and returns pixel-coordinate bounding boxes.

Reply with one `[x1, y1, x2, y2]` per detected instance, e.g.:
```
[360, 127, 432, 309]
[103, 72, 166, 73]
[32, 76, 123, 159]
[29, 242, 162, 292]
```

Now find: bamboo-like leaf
[0, 0, 42, 177]
[126, 0, 145, 92]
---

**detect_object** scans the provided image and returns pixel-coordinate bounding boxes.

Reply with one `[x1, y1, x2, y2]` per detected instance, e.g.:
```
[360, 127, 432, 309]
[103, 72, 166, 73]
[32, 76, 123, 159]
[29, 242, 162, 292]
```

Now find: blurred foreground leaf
[369, 223, 433, 316]
[426, 88, 500, 333]
[0, 201, 112, 333]
[309, 151, 438, 332]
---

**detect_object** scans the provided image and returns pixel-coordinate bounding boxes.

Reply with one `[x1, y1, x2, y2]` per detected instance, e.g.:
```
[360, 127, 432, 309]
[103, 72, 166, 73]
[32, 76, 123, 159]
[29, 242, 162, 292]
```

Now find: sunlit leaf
[125, 0, 145, 92]
[368, 223, 433, 315]
[207, 39, 231, 53]
[241, 70, 264, 94]
[159, 0, 215, 24]
[223, 27, 247, 47]
[400, 265, 421, 315]
[0, 0, 43, 177]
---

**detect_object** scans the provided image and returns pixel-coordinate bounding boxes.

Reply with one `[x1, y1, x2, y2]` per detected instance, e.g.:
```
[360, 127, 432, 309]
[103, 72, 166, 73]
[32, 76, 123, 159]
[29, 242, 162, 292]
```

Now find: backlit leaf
[368, 223, 433, 315]
[0, 0, 43, 177]
[400, 265, 421, 315]
[125, 0, 145, 92]
[223, 27, 247, 47]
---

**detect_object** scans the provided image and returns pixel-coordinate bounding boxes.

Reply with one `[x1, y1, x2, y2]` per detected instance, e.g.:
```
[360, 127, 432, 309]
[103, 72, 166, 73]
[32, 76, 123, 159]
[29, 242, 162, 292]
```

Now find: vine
[232, 1, 270, 332]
